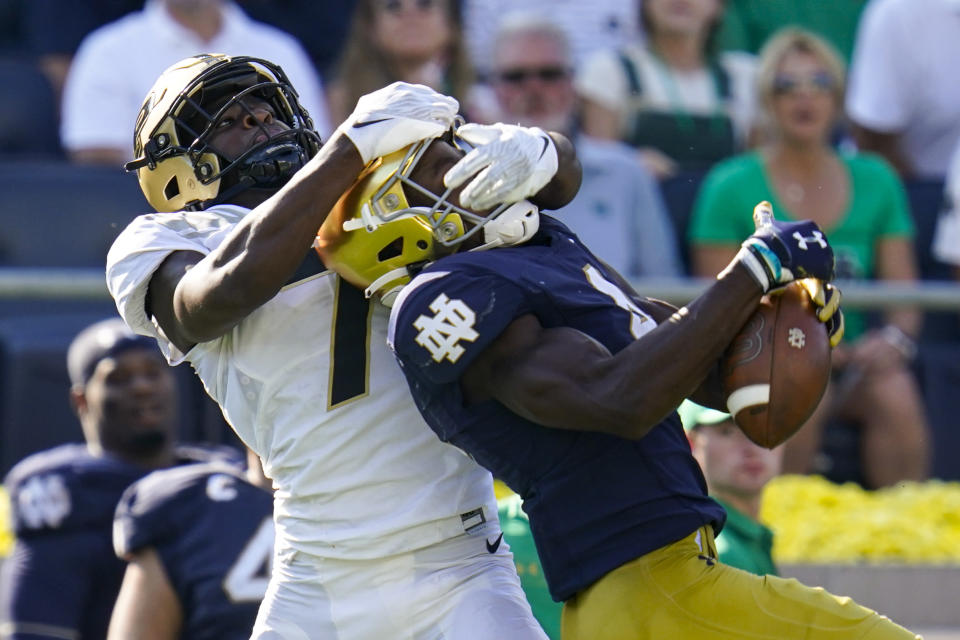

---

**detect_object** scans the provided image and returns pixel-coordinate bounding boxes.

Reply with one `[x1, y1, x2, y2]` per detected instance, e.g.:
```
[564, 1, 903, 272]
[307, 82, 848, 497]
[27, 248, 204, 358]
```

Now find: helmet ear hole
[377, 237, 404, 262]
[163, 176, 180, 200]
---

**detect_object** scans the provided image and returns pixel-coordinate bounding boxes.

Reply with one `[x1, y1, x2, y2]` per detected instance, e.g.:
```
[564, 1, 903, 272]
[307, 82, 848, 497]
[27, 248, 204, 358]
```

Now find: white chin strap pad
[479, 200, 540, 250]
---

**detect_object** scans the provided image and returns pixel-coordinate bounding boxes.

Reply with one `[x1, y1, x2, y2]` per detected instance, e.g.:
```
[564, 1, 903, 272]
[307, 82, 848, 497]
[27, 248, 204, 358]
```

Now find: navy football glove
[732, 201, 836, 292]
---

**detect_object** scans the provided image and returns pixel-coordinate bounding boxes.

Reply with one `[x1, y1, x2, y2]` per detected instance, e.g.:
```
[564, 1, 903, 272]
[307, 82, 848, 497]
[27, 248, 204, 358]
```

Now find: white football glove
[335, 82, 459, 165]
[444, 123, 559, 211]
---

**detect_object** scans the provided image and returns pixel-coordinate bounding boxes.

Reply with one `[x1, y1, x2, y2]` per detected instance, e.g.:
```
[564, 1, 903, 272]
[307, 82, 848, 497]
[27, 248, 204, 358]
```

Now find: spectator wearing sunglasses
[484, 12, 683, 280]
[688, 28, 930, 490]
[327, 0, 478, 123]
[576, 0, 758, 179]
[60, 0, 330, 166]
[461, 0, 639, 84]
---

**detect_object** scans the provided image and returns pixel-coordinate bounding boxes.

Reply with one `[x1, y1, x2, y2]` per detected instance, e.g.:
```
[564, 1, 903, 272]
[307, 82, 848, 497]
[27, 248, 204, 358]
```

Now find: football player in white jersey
[105, 53, 581, 638]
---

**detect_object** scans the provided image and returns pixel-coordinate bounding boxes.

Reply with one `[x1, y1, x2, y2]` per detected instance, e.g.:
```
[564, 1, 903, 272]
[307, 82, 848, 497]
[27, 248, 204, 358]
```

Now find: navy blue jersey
[389, 216, 726, 601]
[0, 444, 241, 640]
[114, 463, 273, 640]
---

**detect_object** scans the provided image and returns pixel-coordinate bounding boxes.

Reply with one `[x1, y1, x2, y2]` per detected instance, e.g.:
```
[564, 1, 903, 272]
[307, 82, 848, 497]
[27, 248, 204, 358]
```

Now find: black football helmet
[126, 53, 321, 212]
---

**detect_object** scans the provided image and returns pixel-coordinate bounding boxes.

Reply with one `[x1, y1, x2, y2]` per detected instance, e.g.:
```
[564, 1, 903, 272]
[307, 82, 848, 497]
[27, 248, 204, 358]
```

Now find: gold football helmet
[126, 54, 320, 212]
[316, 133, 539, 305]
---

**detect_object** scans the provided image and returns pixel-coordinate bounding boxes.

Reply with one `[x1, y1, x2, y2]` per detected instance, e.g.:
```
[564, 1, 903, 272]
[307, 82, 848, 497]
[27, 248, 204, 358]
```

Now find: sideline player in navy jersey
[0, 318, 240, 640]
[107, 448, 273, 639]
[321, 130, 922, 639]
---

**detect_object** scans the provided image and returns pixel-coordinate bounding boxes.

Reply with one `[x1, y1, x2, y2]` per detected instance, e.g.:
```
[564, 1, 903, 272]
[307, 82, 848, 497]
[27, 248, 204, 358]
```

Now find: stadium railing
[1, 269, 958, 477]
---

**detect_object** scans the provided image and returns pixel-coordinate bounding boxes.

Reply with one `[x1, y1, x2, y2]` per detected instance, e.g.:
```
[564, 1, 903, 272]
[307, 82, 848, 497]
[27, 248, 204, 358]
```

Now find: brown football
[720, 281, 831, 449]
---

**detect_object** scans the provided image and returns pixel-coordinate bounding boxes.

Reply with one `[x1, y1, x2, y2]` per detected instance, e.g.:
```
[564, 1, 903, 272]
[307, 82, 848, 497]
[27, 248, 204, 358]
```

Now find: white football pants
[251, 521, 548, 639]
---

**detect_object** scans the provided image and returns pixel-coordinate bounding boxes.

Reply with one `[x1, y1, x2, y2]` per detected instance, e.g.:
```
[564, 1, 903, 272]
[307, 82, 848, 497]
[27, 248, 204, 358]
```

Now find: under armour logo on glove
[413, 293, 479, 363]
[726, 201, 835, 292]
[792, 230, 828, 250]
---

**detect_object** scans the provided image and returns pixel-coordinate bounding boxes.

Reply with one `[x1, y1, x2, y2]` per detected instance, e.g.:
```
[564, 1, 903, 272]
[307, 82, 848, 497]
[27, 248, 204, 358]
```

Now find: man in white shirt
[61, 0, 330, 166]
[846, 0, 960, 180]
[106, 53, 581, 637]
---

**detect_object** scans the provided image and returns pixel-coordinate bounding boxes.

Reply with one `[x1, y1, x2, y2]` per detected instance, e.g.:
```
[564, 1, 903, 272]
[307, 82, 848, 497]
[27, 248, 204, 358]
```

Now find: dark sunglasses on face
[497, 66, 570, 85]
[379, 0, 438, 12]
[771, 70, 835, 96]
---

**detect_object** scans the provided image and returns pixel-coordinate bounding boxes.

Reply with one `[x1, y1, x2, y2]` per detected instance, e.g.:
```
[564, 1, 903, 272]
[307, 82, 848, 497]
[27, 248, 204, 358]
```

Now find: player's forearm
[478, 322, 636, 433]
[206, 133, 361, 292]
[688, 364, 727, 412]
[108, 550, 182, 640]
[178, 135, 363, 338]
[492, 324, 725, 439]
[529, 133, 582, 210]
[590, 264, 762, 438]
[482, 267, 761, 439]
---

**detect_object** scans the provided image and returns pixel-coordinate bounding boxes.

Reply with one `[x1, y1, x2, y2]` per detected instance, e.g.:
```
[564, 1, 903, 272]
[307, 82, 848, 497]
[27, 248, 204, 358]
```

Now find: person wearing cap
[680, 400, 782, 576]
[0, 317, 240, 640]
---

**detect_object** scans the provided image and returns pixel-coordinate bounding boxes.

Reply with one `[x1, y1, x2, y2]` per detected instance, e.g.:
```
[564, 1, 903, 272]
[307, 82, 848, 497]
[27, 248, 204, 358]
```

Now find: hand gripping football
[720, 280, 831, 448]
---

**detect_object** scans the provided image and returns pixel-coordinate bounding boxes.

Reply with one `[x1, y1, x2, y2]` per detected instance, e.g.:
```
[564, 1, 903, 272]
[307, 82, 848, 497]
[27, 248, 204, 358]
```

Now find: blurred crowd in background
[1, 0, 959, 561]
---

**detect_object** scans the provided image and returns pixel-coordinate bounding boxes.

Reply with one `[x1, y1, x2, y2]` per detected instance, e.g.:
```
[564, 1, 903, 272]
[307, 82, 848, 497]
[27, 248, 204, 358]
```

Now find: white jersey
[106, 204, 497, 560]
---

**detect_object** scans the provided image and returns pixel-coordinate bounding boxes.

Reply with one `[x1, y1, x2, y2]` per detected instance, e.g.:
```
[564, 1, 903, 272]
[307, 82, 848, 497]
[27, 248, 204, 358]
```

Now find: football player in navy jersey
[321, 132, 922, 639]
[107, 447, 273, 640]
[0, 318, 240, 640]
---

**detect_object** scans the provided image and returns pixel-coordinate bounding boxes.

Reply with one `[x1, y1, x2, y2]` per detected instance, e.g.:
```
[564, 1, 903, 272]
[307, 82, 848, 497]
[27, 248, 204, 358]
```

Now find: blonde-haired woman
[688, 27, 930, 489]
[327, 0, 475, 123]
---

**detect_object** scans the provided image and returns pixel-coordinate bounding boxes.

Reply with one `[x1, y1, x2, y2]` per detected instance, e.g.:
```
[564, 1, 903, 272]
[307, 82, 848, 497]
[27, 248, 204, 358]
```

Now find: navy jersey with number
[113, 463, 273, 640]
[0, 444, 241, 640]
[389, 216, 726, 602]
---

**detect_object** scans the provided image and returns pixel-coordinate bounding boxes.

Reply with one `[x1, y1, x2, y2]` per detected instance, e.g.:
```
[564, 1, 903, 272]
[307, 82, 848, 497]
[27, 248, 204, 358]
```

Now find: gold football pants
[561, 526, 920, 640]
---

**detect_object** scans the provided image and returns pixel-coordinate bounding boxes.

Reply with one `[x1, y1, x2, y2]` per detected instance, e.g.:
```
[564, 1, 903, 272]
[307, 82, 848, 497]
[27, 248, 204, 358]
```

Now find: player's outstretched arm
[149, 83, 459, 353]
[461, 209, 838, 439]
[148, 134, 365, 352]
[461, 264, 763, 439]
[108, 548, 182, 640]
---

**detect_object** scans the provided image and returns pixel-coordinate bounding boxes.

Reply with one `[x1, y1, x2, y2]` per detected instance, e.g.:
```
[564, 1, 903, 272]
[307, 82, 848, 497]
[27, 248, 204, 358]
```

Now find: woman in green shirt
[688, 28, 930, 489]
